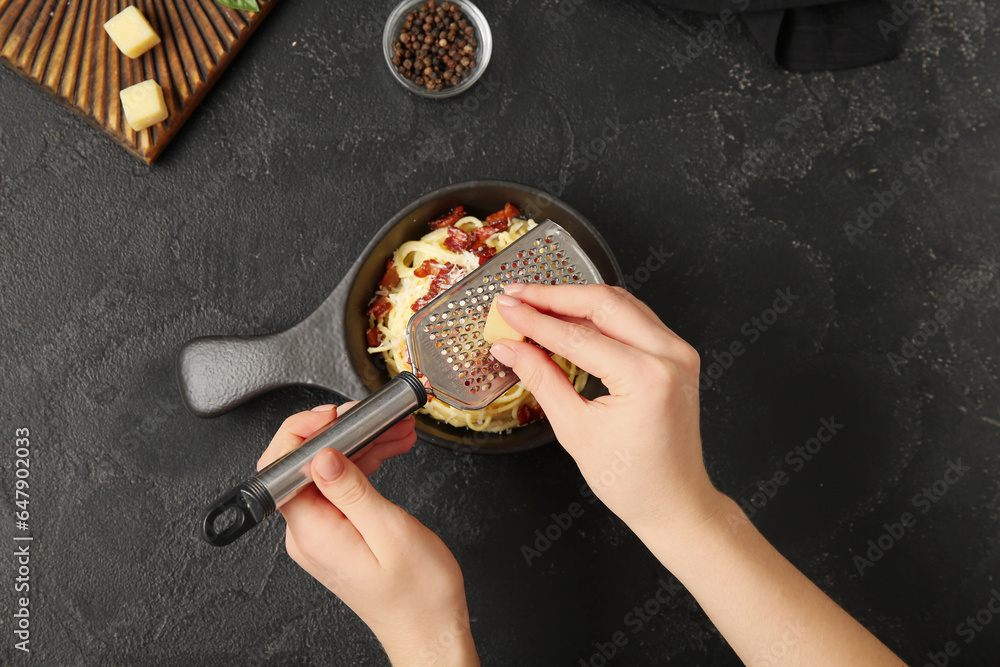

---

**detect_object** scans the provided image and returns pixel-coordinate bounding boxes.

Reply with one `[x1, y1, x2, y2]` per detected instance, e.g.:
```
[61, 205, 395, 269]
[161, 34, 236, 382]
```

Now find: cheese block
[104, 6, 161, 59]
[120, 81, 168, 132]
[483, 298, 524, 344]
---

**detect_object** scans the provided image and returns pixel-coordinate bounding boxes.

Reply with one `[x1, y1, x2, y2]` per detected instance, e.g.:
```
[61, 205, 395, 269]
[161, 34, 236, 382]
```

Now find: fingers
[490, 339, 587, 433]
[263, 406, 418, 579]
[258, 406, 417, 474]
[307, 448, 405, 556]
[492, 294, 646, 393]
[354, 426, 418, 476]
[257, 405, 340, 471]
[370, 413, 417, 447]
[551, 313, 601, 334]
[279, 483, 377, 572]
[504, 283, 685, 360]
[352, 413, 417, 475]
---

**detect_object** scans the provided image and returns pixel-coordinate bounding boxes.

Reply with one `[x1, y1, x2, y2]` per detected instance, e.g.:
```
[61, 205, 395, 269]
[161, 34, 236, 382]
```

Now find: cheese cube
[104, 6, 161, 59]
[120, 80, 168, 131]
[483, 298, 525, 345]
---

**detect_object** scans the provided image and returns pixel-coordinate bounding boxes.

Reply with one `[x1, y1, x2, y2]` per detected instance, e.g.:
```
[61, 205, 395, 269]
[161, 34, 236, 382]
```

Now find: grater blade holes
[404, 221, 602, 410]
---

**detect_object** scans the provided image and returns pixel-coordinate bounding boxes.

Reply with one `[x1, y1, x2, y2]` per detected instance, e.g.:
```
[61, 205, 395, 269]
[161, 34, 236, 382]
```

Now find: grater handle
[199, 372, 428, 547]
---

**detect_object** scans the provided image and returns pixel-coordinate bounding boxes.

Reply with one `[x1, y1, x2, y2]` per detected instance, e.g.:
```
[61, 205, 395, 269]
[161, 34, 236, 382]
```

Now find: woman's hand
[257, 405, 478, 667]
[490, 284, 905, 667]
[488, 283, 723, 540]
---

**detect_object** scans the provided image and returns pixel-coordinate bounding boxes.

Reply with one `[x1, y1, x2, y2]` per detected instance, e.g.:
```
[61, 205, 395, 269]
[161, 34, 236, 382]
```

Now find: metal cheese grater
[200, 221, 604, 546]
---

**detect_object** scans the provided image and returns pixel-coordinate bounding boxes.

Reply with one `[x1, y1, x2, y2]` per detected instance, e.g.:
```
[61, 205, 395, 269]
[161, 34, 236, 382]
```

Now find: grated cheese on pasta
[366, 214, 589, 432]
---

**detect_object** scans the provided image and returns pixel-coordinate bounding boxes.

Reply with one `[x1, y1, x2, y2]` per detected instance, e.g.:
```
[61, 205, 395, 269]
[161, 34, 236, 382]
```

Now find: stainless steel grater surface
[405, 220, 605, 410]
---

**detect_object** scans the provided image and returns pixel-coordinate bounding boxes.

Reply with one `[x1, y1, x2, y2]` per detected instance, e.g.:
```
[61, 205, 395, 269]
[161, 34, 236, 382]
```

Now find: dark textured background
[2, 0, 999, 665]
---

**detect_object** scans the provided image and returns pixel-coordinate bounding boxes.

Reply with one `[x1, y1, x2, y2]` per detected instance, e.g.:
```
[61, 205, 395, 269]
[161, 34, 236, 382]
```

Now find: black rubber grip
[199, 478, 276, 547]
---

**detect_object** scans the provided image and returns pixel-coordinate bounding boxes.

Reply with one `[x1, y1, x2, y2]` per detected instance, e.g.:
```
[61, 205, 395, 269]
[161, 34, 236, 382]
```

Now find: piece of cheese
[483, 298, 524, 344]
[120, 80, 168, 132]
[104, 6, 161, 59]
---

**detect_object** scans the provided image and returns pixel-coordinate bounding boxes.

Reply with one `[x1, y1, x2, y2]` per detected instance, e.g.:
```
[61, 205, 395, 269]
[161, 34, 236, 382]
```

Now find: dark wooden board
[0, 0, 277, 163]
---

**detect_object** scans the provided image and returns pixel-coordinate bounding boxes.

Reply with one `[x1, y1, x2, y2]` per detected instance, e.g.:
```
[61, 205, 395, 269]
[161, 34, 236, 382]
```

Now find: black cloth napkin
[657, 0, 900, 71]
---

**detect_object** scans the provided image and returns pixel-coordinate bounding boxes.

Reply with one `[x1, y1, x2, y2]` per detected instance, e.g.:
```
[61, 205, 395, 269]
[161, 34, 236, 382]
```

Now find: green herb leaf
[215, 0, 260, 12]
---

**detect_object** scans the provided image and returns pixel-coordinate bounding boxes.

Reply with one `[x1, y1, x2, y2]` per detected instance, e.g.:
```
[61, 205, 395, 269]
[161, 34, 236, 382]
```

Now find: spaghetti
[365, 204, 589, 432]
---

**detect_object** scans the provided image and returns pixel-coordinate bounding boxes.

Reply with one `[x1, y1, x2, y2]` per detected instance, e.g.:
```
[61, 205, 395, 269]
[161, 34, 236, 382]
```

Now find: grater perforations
[405, 221, 604, 411]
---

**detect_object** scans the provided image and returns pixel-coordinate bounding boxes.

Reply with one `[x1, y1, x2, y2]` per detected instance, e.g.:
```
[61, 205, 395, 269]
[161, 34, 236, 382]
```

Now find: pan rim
[350, 180, 624, 455]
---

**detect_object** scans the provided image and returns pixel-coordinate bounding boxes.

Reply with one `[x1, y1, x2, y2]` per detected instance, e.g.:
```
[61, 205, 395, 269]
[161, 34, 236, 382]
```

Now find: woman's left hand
[257, 404, 479, 666]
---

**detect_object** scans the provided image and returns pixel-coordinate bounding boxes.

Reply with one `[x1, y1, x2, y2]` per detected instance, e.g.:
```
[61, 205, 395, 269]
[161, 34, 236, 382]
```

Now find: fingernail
[495, 294, 520, 308]
[312, 404, 336, 412]
[314, 449, 344, 482]
[504, 282, 525, 295]
[490, 341, 517, 366]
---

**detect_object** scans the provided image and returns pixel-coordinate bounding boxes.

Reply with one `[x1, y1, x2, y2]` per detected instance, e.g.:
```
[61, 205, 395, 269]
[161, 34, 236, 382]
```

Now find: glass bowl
[382, 0, 492, 99]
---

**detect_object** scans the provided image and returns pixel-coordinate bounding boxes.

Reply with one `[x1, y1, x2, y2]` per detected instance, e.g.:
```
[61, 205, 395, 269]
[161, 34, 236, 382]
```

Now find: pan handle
[199, 371, 428, 546]
[177, 273, 370, 417]
[176, 328, 313, 418]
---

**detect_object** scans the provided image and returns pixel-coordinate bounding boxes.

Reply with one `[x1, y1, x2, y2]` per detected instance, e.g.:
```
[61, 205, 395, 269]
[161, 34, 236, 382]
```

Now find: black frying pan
[177, 180, 624, 454]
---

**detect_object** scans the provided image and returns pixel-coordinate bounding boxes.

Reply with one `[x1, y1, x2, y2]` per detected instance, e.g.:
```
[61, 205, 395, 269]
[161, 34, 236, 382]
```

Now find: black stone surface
[2, 1, 999, 665]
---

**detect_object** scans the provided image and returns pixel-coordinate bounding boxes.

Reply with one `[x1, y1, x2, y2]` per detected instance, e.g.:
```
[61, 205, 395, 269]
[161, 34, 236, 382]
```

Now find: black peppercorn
[392, 1, 480, 92]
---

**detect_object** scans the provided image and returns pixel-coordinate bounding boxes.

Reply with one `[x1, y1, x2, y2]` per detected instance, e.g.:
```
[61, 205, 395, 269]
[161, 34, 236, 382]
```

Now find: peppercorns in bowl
[383, 0, 492, 98]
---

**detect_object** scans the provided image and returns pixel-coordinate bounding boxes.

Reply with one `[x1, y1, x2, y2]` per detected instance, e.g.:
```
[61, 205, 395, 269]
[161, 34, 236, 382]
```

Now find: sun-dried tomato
[380, 259, 400, 290]
[366, 327, 383, 347]
[414, 259, 447, 278]
[484, 203, 520, 229]
[365, 294, 392, 318]
[517, 403, 545, 425]
[473, 224, 504, 244]
[428, 206, 466, 229]
[470, 242, 496, 265]
[412, 263, 462, 312]
[516, 405, 531, 425]
[443, 226, 473, 253]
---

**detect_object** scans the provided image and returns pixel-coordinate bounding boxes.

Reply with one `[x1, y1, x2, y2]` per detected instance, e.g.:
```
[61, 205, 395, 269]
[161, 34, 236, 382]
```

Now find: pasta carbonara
[365, 204, 588, 432]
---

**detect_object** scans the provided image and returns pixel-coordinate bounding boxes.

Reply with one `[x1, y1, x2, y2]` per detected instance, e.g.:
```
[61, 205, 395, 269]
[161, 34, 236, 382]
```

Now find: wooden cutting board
[0, 0, 277, 163]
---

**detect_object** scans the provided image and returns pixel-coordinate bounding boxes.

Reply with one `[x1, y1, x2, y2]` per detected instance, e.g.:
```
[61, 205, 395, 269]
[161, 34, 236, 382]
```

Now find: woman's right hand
[490, 284, 908, 667]
[488, 283, 723, 539]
